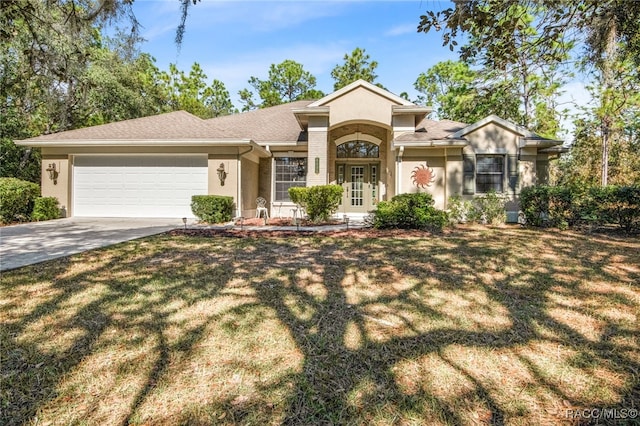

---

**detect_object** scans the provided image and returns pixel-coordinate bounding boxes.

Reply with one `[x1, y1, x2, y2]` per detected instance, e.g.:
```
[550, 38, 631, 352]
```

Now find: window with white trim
[476, 155, 504, 193]
[274, 157, 307, 201]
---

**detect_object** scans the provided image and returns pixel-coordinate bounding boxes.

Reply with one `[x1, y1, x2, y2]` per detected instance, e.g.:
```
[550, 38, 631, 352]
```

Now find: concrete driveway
[1, 217, 182, 272]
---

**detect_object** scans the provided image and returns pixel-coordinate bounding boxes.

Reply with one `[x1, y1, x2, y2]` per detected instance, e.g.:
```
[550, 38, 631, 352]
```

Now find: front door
[337, 163, 379, 213]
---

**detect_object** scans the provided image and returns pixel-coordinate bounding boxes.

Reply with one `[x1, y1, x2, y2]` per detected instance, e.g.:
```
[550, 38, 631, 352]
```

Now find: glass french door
[337, 163, 379, 213]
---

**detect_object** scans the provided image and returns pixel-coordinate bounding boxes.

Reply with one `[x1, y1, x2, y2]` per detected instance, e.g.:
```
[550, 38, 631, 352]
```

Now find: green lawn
[1, 226, 639, 425]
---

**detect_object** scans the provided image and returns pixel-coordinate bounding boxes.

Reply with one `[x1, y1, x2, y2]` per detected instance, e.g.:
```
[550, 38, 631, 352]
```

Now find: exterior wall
[240, 156, 260, 217]
[267, 148, 308, 218]
[394, 148, 465, 211]
[536, 157, 550, 184]
[327, 128, 390, 202]
[392, 122, 555, 222]
[519, 148, 538, 189]
[41, 152, 71, 217]
[41, 146, 256, 218]
[464, 123, 519, 155]
[399, 150, 447, 209]
[208, 155, 237, 199]
[460, 123, 550, 222]
[326, 87, 395, 127]
[392, 115, 415, 133]
[446, 151, 464, 201]
[258, 157, 272, 211]
[307, 116, 329, 186]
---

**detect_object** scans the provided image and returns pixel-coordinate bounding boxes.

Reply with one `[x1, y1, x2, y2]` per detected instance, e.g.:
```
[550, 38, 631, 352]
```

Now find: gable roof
[206, 100, 312, 143]
[395, 118, 468, 142]
[450, 114, 562, 143]
[308, 79, 414, 107]
[20, 111, 217, 143]
[450, 114, 564, 148]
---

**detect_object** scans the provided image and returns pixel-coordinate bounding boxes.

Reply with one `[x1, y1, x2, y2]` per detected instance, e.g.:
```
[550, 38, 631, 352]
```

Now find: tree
[414, 60, 521, 124]
[417, 0, 640, 184]
[331, 48, 383, 91]
[558, 61, 640, 186]
[242, 60, 323, 109]
[158, 63, 235, 119]
[0, 1, 211, 181]
[83, 35, 169, 125]
[238, 88, 257, 112]
[1, 0, 200, 50]
[1, 0, 105, 181]
[204, 79, 236, 117]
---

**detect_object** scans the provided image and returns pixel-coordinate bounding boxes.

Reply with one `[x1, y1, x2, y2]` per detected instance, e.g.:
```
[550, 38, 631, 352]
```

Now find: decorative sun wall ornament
[411, 163, 435, 188]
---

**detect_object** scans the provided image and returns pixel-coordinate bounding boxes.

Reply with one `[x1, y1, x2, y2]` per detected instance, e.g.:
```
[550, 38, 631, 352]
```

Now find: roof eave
[539, 145, 570, 153]
[392, 139, 469, 149]
[451, 115, 538, 139]
[292, 106, 330, 129]
[16, 138, 272, 156]
[522, 138, 564, 148]
[308, 79, 414, 107]
[392, 105, 432, 115]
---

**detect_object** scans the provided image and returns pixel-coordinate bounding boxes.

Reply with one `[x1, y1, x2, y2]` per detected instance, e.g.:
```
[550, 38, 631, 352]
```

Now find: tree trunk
[600, 13, 617, 187]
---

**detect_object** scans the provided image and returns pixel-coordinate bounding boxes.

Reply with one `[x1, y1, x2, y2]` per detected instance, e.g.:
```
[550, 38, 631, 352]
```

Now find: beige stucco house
[18, 80, 564, 221]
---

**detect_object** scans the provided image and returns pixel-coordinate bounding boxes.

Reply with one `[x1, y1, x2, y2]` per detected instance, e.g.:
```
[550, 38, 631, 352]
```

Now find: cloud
[384, 23, 416, 37]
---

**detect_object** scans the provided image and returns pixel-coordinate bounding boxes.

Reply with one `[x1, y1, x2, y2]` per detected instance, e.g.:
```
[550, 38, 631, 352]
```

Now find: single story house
[18, 80, 565, 221]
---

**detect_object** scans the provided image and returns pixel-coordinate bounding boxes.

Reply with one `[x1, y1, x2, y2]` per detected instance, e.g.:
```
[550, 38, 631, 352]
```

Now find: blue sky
[130, 0, 590, 139]
[131, 0, 458, 105]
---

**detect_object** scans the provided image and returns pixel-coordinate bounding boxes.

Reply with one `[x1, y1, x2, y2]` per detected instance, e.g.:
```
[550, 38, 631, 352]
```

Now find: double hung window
[274, 157, 306, 201]
[475, 155, 504, 193]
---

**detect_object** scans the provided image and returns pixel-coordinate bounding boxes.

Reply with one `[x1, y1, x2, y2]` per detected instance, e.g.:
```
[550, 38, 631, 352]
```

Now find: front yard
[1, 227, 638, 425]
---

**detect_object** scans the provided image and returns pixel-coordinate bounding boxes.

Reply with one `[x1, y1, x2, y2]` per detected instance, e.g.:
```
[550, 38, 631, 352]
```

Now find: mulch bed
[169, 227, 444, 239]
[235, 217, 344, 227]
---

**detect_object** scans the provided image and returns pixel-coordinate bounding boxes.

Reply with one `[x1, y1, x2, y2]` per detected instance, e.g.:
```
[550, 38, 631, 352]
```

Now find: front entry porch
[336, 162, 380, 214]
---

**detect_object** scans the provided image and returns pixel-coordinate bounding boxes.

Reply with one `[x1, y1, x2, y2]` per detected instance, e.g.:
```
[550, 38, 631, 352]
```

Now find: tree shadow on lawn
[1, 227, 638, 425]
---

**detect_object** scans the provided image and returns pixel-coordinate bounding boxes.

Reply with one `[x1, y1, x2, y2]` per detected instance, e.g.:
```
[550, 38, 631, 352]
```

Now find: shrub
[590, 185, 640, 232]
[519, 184, 640, 233]
[372, 192, 448, 231]
[288, 187, 308, 208]
[519, 185, 550, 227]
[469, 190, 506, 225]
[0, 177, 40, 223]
[191, 195, 234, 223]
[304, 185, 343, 222]
[548, 186, 576, 228]
[447, 194, 473, 224]
[32, 197, 60, 221]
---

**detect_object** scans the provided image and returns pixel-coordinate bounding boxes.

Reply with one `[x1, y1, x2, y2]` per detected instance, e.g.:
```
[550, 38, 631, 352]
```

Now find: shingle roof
[206, 100, 312, 142]
[21, 111, 218, 142]
[395, 118, 468, 142]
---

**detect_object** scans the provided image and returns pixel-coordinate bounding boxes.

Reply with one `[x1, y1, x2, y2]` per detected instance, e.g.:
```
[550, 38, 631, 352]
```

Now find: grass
[1, 226, 639, 425]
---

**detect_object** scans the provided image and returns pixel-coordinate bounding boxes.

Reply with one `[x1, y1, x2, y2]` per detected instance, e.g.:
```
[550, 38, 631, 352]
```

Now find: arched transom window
[336, 141, 379, 158]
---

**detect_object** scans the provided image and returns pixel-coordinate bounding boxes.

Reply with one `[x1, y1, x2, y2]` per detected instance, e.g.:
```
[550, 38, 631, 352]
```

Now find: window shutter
[507, 155, 518, 193]
[463, 155, 475, 195]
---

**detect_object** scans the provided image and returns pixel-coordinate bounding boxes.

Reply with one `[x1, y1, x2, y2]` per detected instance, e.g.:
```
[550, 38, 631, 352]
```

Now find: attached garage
[73, 155, 208, 218]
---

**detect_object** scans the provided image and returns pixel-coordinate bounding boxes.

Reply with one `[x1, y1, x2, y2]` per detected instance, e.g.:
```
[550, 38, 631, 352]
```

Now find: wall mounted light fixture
[217, 163, 227, 186]
[46, 163, 58, 185]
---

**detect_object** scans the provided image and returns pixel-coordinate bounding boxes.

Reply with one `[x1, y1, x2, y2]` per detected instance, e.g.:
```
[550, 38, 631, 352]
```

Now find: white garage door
[73, 155, 208, 218]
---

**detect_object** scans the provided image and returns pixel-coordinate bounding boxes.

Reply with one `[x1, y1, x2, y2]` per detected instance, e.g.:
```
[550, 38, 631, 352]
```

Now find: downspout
[396, 145, 404, 195]
[444, 148, 448, 209]
[237, 145, 254, 218]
